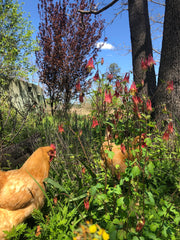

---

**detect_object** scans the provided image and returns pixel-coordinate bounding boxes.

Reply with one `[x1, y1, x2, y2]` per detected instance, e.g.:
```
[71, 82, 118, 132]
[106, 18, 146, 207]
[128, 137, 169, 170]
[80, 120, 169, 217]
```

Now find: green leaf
[131, 166, 141, 178]
[150, 223, 159, 232]
[45, 178, 68, 194]
[106, 150, 115, 160]
[69, 194, 87, 202]
[132, 237, 139, 240]
[117, 229, 127, 240]
[113, 185, 122, 195]
[97, 193, 108, 202]
[147, 161, 155, 175]
[146, 191, 155, 206]
[145, 137, 152, 146]
[104, 121, 115, 128]
[117, 197, 127, 210]
[174, 215, 180, 225]
[96, 183, 104, 189]
[144, 231, 158, 239]
[90, 185, 97, 195]
[110, 230, 118, 240]
[113, 218, 121, 225]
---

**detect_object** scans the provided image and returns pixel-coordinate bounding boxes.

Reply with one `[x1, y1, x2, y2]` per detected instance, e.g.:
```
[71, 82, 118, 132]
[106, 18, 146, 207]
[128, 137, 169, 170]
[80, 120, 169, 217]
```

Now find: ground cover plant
[1, 58, 180, 240]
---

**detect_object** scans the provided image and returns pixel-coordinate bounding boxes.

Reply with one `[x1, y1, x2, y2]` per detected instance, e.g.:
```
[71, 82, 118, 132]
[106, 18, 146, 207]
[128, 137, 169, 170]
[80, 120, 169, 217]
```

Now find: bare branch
[150, 16, 164, 24]
[107, 8, 127, 26]
[152, 34, 163, 41]
[78, 0, 119, 15]
[148, 0, 165, 7]
[153, 48, 161, 55]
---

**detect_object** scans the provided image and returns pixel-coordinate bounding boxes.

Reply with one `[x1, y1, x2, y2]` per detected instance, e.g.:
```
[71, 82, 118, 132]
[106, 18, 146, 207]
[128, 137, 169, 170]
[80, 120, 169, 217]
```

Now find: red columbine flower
[101, 57, 104, 65]
[141, 134, 147, 148]
[163, 122, 173, 141]
[132, 96, 142, 106]
[53, 196, 58, 205]
[84, 199, 90, 210]
[166, 80, 174, 93]
[136, 218, 145, 232]
[93, 71, 99, 81]
[92, 118, 99, 128]
[141, 58, 148, 71]
[107, 73, 113, 81]
[168, 122, 173, 133]
[76, 80, 81, 92]
[123, 72, 130, 83]
[141, 142, 147, 148]
[146, 99, 152, 113]
[85, 57, 95, 72]
[124, 86, 128, 94]
[163, 130, 170, 141]
[116, 80, 121, 88]
[82, 167, 86, 174]
[133, 105, 142, 119]
[147, 54, 156, 67]
[58, 124, 64, 134]
[114, 90, 120, 98]
[104, 90, 112, 103]
[79, 92, 84, 103]
[130, 82, 137, 96]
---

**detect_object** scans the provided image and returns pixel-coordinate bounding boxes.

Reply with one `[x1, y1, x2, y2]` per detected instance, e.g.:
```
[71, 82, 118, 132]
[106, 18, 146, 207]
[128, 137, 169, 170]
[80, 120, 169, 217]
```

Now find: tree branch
[78, 0, 119, 15]
[148, 0, 165, 7]
[153, 48, 161, 55]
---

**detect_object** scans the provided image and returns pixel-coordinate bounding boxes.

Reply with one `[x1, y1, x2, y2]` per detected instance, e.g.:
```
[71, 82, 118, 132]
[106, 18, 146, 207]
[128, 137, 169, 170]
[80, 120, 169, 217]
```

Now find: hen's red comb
[50, 144, 56, 150]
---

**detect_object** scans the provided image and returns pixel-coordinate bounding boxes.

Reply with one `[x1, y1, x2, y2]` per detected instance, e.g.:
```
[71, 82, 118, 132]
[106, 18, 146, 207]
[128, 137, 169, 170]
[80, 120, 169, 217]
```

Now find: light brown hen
[0, 145, 56, 239]
[100, 134, 146, 180]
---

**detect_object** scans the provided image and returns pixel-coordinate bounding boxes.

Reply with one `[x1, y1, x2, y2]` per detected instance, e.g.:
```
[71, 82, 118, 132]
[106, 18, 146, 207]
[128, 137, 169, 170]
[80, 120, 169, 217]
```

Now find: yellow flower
[98, 228, 103, 235]
[89, 224, 97, 233]
[102, 230, 110, 240]
[86, 220, 90, 225]
[73, 238, 77, 240]
[93, 238, 98, 240]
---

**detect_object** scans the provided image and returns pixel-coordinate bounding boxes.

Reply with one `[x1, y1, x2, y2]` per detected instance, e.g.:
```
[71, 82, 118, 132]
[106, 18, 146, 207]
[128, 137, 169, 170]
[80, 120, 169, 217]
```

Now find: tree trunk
[128, 0, 156, 100]
[154, 0, 180, 128]
[63, 88, 71, 113]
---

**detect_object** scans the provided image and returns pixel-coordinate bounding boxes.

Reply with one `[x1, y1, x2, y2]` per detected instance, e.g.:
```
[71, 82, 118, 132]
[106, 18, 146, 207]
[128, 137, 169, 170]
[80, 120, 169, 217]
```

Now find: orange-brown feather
[100, 135, 145, 179]
[0, 146, 55, 239]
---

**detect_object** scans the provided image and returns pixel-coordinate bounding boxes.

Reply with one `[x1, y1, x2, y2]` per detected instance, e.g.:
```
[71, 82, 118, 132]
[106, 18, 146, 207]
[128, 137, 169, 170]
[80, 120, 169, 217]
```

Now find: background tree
[79, 0, 157, 100]
[79, 0, 180, 129]
[154, 0, 180, 127]
[0, 0, 38, 141]
[108, 63, 121, 77]
[36, 0, 104, 114]
[0, 0, 37, 88]
[128, 0, 156, 99]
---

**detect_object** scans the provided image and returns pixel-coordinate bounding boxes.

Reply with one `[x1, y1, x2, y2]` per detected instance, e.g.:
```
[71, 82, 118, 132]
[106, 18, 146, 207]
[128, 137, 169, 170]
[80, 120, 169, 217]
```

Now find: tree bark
[128, 0, 156, 100]
[154, 0, 180, 128]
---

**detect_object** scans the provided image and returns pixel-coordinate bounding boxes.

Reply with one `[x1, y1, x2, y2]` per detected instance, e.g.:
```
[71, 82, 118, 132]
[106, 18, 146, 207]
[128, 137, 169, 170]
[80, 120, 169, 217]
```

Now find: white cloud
[96, 42, 115, 50]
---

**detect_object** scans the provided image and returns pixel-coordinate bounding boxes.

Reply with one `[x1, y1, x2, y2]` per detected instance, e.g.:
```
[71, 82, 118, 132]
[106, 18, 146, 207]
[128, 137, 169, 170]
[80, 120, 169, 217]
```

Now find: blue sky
[19, 0, 164, 83]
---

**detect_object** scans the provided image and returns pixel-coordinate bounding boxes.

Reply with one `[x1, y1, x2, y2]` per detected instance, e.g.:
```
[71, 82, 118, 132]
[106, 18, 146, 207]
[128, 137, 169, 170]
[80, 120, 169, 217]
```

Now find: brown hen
[100, 134, 146, 180]
[0, 145, 56, 239]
